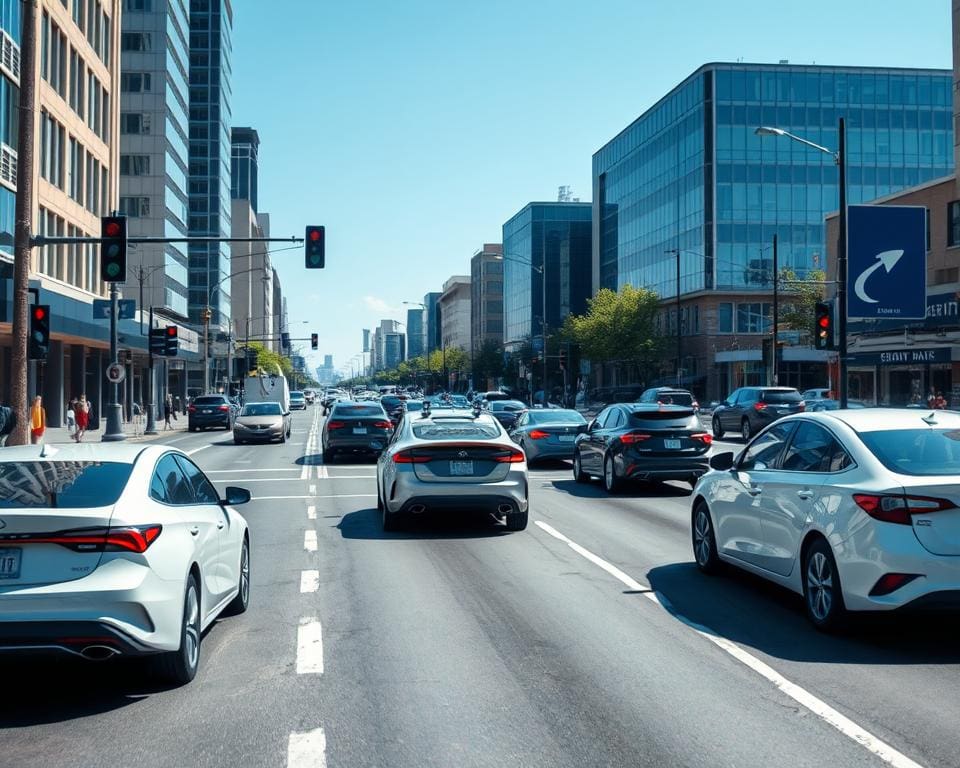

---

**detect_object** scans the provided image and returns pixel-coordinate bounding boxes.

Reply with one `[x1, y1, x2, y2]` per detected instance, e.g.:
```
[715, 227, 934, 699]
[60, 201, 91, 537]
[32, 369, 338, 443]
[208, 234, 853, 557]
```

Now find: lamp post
[756, 120, 848, 407]
[205, 266, 269, 394]
[494, 254, 546, 402]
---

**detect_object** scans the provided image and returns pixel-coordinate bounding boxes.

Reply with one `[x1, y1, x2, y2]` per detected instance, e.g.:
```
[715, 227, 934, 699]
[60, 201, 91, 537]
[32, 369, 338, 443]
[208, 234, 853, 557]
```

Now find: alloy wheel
[693, 508, 712, 566]
[184, 583, 200, 671]
[806, 551, 833, 622]
[239, 541, 250, 607]
[741, 420, 751, 441]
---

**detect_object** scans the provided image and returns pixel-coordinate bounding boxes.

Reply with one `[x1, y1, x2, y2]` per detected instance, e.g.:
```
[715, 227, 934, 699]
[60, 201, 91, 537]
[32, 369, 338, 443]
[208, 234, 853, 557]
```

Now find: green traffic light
[106, 263, 120, 277]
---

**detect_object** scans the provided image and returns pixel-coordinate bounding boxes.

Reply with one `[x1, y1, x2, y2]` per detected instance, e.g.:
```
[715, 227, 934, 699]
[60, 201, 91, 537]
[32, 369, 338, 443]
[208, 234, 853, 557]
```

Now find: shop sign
[847, 347, 952, 366]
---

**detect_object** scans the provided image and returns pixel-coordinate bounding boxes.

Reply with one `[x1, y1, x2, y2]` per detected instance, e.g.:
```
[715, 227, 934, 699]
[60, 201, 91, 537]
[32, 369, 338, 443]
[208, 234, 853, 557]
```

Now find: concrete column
[70, 344, 86, 403]
[44, 340, 64, 427]
[90, 349, 104, 432]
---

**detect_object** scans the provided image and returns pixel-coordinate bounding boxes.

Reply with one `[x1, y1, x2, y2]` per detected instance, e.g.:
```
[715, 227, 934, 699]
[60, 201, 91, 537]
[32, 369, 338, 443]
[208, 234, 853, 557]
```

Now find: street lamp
[756, 120, 848, 407]
[494, 253, 546, 402]
[204, 267, 269, 394]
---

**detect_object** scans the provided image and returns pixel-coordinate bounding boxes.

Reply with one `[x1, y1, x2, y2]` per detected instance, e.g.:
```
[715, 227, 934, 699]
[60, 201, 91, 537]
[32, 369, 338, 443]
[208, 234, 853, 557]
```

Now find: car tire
[692, 501, 722, 574]
[153, 573, 201, 686]
[376, 482, 384, 512]
[234, 437, 243, 445]
[741, 418, 752, 442]
[573, 451, 589, 483]
[224, 536, 250, 616]
[603, 454, 624, 494]
[802, 538, 847, 632]
[280, 431, 286, 444]
[382, 505, 404, 532]
[505, 510, 528, 531]
[712, 416, 724, 440]
[322, 449, 334, 463]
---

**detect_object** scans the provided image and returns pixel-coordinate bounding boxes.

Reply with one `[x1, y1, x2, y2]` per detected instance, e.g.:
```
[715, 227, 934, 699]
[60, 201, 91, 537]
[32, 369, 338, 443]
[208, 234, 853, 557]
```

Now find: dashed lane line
[287, 727, 326, 768]
[300, 570, 320, 593]
[296, 617, 324, 675]
[304, 530, 317, 552]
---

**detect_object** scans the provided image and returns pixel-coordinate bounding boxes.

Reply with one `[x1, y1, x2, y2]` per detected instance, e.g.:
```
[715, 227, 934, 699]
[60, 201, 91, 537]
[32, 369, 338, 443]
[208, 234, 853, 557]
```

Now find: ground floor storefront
[846, 346, 960, 407]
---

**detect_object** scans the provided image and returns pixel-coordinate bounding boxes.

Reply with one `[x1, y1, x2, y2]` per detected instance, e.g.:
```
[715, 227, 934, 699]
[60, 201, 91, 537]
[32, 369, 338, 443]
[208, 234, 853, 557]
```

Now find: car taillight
[797, 401, 806, 412]
[326, 420, 346, 430]
[373, 421, 394, 429]
[692, 401, 699, 409]
[218, 404, 230, 412]
[188, 404, 196, 413]
[692, 432, 713, 445]
[528, 429, 550, 440]
[0, 525, 163, 553]
[393, 450, 431, 464]
[853, 493, 956, 525]
[494, 449, 525, 463]
[868, 573, 921, 597]
[753, 402, 767, 411]
[620, 433, 651, 445]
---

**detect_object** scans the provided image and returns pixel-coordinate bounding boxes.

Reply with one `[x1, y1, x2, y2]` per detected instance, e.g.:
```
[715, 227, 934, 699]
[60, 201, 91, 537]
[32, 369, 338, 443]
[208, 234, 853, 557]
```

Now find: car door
[511, 411, 528, 444]
[709, 421, 796, 567]
[580, 407, 611, 472]
[719, 389, 741, 430]
[755, 421, 845, 577]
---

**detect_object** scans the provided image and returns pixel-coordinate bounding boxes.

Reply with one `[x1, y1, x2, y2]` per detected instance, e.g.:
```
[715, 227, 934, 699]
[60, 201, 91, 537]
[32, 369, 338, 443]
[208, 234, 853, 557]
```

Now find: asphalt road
[1, 408, 959, 768]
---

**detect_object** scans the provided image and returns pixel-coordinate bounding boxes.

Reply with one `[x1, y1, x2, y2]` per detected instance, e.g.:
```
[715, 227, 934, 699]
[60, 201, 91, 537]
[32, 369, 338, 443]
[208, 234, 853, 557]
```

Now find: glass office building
[423, 291, 442, 353]
[0, 0, 19, 256]
[502, 202, 592, 349]
[406, 306, 424, 359]
[231, 126, 258, 212]
[592, 62, 953, 397]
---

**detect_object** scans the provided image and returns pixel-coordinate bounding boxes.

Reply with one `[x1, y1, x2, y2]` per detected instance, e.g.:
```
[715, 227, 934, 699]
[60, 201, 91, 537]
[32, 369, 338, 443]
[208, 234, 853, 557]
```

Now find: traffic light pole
[102, 281, 126, 442]
[145, 306, 157, 435]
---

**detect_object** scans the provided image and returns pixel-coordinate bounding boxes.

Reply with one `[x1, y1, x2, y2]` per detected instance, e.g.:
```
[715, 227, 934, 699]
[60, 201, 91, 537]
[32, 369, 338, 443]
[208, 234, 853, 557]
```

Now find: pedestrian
[66, 397, 77, 438]
[927, 387, 937, 408]
[935, 391, 947, 410]
[164, 394, 173, 430]
[75, 394, 90, 442]
[30, 395, 46, 445]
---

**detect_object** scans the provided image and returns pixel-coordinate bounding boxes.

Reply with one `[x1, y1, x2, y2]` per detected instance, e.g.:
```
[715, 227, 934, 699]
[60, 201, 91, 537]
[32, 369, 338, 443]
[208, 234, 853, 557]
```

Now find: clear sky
[230, 0, 952, 378]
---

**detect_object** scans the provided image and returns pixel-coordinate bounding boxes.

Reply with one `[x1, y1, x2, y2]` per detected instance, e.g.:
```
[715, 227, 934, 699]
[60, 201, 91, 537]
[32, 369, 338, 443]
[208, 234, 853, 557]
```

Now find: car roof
[624, 403, 694, 413]
[0, 442, 171, 464]
[812, 407, 960, 433]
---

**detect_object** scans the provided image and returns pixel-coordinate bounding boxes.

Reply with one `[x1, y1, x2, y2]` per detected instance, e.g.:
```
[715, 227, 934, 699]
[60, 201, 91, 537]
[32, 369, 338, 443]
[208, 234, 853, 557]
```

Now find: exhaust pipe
[498, 504, 513, 516]
[409, 504, 426, 515]
[80, 645, 119, 661]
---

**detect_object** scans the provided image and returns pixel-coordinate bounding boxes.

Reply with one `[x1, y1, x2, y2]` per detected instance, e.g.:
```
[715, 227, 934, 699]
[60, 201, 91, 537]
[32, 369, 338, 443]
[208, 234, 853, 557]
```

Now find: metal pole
[138, 269, 144, 337]
[540, 264, 547, 402]
[837, 117, 849, 408]
[102, 282, 126, 441]
[676, 250, 682, 387]
[226, 328, 232, 397]
[203, 307, 211, 394]
[772, 233, 779, 386]
[145, 306, 157, 434]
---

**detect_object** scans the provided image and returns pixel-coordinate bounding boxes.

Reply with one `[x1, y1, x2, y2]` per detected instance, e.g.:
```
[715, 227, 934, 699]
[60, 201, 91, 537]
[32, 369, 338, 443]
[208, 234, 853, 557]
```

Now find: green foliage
[778, 268, 826, 344]
[473, 339, 505, 384]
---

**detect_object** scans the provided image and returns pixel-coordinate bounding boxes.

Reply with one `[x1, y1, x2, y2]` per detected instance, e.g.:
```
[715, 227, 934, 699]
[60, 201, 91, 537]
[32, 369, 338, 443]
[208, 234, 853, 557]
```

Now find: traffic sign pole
[838, 117, 848, 409]
[145, 305, 157, 435]
[102, 278, 126, 442]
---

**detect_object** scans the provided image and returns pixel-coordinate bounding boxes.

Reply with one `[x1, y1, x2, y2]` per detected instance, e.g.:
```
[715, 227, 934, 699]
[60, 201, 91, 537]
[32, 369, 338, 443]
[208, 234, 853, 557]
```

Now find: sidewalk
[43, 419, 189, 445]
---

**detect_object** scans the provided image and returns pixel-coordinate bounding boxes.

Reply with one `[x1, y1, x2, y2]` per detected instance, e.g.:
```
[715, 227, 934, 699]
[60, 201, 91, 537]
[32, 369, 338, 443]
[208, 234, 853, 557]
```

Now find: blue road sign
[847, 205, 926, 320]
[532, 336, 544, 353]
[92, 299, 136, 320]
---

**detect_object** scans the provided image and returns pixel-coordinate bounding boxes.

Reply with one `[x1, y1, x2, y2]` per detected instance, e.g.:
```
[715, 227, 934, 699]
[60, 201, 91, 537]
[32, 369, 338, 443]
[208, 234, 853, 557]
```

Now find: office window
[736, 302, 772, 334]
[119, 154, 150, 175]
[120, 32, 151, 51]
[121, 72, 152, 92]
[125, 0, 152, 9]
[119, 196, 150, 217]
[717, 302, 733, 333]
[120, 112, 150, 134]
[948, 201, 960, 247]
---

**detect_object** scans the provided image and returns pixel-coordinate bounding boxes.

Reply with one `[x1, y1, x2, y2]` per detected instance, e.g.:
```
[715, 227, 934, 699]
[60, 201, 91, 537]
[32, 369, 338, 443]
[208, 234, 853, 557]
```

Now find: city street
[2, 407, 959, 768]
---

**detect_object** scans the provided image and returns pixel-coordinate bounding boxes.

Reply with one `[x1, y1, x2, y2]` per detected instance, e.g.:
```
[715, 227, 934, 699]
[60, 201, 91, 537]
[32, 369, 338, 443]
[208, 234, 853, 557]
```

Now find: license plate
[665, 439, 681, 450]
[450, 460, 474, 476]
[558, 435, 575, 443]
[0, 548, 21, 579]
[353, 427, 367, 435]
[202, 409, 212, 414]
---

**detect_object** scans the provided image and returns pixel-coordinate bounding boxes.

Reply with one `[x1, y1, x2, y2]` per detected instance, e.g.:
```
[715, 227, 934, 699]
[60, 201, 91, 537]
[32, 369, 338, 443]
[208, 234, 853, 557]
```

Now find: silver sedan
[376, 407, 528, 532]
[233, 402, 291, 444]
[509, 408, 588, 463]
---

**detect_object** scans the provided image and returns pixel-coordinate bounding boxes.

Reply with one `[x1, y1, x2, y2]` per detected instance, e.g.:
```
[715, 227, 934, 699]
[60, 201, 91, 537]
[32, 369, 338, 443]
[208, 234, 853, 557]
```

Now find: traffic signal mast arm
[29, 235, 304, 246]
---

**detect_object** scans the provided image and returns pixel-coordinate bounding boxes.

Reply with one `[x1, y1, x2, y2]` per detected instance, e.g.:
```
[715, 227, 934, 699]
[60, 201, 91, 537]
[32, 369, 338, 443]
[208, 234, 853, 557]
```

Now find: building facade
[370, 318, 404, 371]
[406, 306, 424, 359]
[592, 62, 954, 400]
[231, 125, 257, 212]
[470, 243, 504, 357]
[438, 275, 471, 353]
[423, 290, 441, 353]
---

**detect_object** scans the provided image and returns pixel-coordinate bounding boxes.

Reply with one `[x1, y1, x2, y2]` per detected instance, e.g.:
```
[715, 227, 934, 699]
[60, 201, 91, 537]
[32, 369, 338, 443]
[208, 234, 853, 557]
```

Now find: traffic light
[29, 304, 50, 360]
[281, 331, 290, 350]
[311, 332, 318, 351]
[149, 327, 166, 355]
[305, 225, 325, 269]
[814, 302, 834, 350]
[100, 216, 127, 283]
[164, 325, 179, 356]
[559, 347, 567, 369]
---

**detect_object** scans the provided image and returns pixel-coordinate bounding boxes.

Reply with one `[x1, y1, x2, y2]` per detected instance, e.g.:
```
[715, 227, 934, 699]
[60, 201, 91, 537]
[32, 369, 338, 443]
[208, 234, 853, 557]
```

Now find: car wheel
[573, 451, 589, 483]
[603, 454, 623, 494]
[154, 573, 201, 685]
[322, 449, 334, 463]
[741, 418, 752, 441]
[280, 431, 286, 443]
[803, 538, 847, 631]
[233, 437, 243, 445]
[382, 505, 404, 532]
[505, 510, 528, 531]
[376, 481, 384, 512]
[712, 416, 724, 440]
[224, 536, 250, 616]
[692, 501, 721, 574]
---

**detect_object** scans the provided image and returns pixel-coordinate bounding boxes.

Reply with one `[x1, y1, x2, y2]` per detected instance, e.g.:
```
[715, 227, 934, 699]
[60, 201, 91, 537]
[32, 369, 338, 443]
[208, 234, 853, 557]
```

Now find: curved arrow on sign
[853, 249, 904, 304]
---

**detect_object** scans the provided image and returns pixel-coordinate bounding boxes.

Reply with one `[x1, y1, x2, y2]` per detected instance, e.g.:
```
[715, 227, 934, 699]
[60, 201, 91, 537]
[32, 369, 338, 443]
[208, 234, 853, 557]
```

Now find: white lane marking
[206, 469, 301, 473]
[317, 464, 329, 479]
[310, 475, 376, 480]
[296, 618, 324, 674]
[299, 464, 309, 480]
[533, 521, 925, 768]
[186, 445, 211, 456]
[309, 484, 316, 494]
[253, 494, 376, 500]
[300, 570, 320, 593]
[304, 530, 317, 552]
[307, 505, 316, 520]
[212, 478, 309, 483]
[287, 727, 326, 768]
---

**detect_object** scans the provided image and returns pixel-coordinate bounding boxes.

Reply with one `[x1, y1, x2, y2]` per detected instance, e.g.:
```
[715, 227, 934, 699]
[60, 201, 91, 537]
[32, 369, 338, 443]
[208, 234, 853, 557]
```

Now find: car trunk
[409, 443, 517, 483]
[758, 391, 805, 417]
[624, 409, 710, 456]
[899, 480, 960, 556]
[328, 414, 392, 438]
[528, 424, 585, 445]
[238, 416, 282, 431]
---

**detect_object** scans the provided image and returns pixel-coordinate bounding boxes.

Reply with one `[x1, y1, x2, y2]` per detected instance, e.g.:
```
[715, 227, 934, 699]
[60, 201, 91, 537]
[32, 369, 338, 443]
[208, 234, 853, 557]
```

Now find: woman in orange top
[30, 395, 46, 444]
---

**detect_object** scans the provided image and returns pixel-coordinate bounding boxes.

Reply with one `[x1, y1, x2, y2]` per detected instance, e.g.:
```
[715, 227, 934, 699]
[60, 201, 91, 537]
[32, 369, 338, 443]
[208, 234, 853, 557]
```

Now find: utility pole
[102, 278, 125, 441]
[8, 0, 39, 446]
[145, 306, 157, 434]
[772, 233, 779, 386]
[836, 117, 849, 408]
[202, 306, 212, 393]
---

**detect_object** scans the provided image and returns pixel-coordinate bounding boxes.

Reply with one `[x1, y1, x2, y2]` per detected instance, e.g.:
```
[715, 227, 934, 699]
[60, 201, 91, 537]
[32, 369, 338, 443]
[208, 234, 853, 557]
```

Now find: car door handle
[746, 485, 762, 496]
[189, 526, 199, 536]
[217, 521, 225, 529]
[796, 489, 814, 500]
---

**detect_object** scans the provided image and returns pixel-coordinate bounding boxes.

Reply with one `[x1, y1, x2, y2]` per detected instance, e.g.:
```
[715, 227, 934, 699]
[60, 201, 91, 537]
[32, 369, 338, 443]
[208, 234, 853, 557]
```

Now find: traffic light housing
[281, 331, 290, 351]
[164, 325, 179, 356]
[311, 332, 318, 351]
[29, 304, 50, 360]
[305, 225, 325, 269]
[559, 347, 567, 369]
[814, 302, 834, 350]
[100, 216, 127, 283]
[149, 327, 166, 355]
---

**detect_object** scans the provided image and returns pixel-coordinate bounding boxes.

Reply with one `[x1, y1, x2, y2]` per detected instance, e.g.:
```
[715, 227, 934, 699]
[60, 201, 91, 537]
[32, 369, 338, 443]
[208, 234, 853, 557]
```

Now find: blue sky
[231, 0, 952, 377]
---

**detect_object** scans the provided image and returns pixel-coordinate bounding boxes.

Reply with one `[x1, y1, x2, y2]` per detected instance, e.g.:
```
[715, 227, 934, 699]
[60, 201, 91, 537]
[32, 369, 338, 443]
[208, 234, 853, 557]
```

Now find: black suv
[188, 394, 235, 431]
[711, 387, 805, 441]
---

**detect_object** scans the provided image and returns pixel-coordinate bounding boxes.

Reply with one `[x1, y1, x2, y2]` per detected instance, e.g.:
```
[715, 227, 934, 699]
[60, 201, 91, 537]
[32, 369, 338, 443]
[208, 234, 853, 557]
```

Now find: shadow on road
[338, 507, 511, 541]
[295, 454, 378, 466]
[646, 561, 960, 666]
[547, 478, 692, 500]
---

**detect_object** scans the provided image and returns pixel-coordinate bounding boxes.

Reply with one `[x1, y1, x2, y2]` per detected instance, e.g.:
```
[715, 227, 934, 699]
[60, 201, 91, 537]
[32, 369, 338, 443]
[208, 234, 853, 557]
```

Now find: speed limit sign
[106, 362, 125, 383]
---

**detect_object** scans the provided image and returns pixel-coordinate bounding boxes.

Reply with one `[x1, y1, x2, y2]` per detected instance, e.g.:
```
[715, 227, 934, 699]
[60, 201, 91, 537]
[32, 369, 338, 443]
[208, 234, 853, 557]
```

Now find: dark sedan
[322, 402, 394, 462]
[573, 403, 712, 492]
[711, 386, 805, 441]
[188, 394, 234, 431]
[488, 400, 527, 430]
[381, 394, 409, 425]
[509, 408, 588, 464]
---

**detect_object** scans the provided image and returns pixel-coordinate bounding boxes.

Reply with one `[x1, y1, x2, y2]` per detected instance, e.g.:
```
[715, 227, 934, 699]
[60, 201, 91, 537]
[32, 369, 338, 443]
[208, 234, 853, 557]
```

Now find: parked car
[637, 387, 700, 412]
[692, 409, 960, 630]
[574, 403, 712, 492]
[801, 388, 833, 402]
[0, 443, 251, 684]
[375, 408, 528, 531]
[488, 399, 527, 430]
[233, 401, 292, 444]
[188, 394, 235, 431]
[289, 391, 307, 410]
[711, 387, 805, 441]
[321, 401, 394, 462]
[807, 398, 867, 412]
[509, 408, 588, 464]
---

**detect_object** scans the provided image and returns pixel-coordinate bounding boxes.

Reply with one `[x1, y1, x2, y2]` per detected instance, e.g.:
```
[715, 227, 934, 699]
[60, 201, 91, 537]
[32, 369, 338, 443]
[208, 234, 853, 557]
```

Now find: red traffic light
[818, 316, 830, 328]
[33, 307, 46, 320]
[309, 229, 321, 242]
[104, 221, 122, 237]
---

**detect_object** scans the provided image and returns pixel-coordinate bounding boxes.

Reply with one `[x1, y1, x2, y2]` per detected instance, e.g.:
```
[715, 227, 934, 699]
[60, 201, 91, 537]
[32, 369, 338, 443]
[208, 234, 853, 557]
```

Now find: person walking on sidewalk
[164, 394, 174, 430]
[66, 398, 77, 439]
[30, 396, 46, 445]
[75, 395, 90, 442]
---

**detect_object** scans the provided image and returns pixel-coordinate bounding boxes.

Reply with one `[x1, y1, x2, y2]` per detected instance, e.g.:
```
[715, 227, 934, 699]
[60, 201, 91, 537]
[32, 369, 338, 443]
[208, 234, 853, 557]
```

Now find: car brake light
[753, 402, 767, 411]
[218, 404, 230, 411]
[868, 573, 921, 597]
[0, 525, 163, 553]
[373, 421, 394, 429]
[528, 429, 550, 440]
[326, 420, 346, 430]
[797, 401, 806, 412]
[620, 433, 651, 445]
[187, 404, 196, 413]
[853, 493, 956, 525]
[692, 432, 713, 445]
[494, 449, 525, 463]
[393, 450, 431, 464]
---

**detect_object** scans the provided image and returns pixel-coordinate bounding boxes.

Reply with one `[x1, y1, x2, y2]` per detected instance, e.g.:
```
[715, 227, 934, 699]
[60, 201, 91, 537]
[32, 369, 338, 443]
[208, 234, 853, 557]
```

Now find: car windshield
[290, 392, 304, 399]
[413, 422, 501, 440]
[761, 390, 802, 404]
[405, 401, 423, 412]
[0, 461, 134, 508]
[241, 403, 282, 416]
[859, 428, 960, 476]
[528, 410, 586, 424]
[332, 405, 385, 417]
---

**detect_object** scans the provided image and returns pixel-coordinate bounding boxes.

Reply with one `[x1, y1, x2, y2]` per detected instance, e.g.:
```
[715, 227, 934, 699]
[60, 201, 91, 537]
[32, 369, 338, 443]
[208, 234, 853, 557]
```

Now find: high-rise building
[438, 276, 471, 353]
[423, 291, 442, 352]
[231, 125, 258, 212]
[406, 306, 424, 359]
[470, 243, 504, 358]
[592, 62, 953, 398]
[371, 319, 404, 371]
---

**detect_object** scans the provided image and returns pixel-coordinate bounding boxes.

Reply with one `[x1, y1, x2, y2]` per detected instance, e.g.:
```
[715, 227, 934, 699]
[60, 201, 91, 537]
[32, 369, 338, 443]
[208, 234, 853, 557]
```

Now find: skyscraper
[406, 306, 424, 359]
[231, 125, 258, 212]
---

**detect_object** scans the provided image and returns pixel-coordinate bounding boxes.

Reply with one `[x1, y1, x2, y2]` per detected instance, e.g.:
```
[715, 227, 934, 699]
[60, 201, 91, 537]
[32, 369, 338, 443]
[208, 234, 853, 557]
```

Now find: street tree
[472, 339, 505, 388]
[777, 268, 827, 345]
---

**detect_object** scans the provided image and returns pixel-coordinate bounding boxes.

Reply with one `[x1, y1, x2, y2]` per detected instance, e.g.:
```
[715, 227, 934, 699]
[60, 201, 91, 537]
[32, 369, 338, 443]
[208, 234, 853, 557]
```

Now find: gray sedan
[233, 401, 291, 444]
[509, 408, 588, 464]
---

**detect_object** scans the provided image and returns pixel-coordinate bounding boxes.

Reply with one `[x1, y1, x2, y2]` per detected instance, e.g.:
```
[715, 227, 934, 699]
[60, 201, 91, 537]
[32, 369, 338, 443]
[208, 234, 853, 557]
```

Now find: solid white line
[300, 570, 320, 593]
[317, 464, 329, 479]
[296, 617, 324, 674]
[212, 477, 307, 483]
[532, 520, 925, 768]
[303, 530, 317, 552]
[307, 504, 316, 520]
[186, 445, 211, 456]
[300, 464, 309, 480]
[310, 475, 376, 480]
[309, 484, 316, 494]
[251, 495, 318, 500]
[287, 727, 326, 768]
[206, 468, 302, 473]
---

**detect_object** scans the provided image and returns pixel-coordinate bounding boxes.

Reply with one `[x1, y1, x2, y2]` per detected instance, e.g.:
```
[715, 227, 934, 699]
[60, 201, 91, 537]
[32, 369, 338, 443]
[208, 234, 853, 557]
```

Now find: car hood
[236, 416, 283, 427]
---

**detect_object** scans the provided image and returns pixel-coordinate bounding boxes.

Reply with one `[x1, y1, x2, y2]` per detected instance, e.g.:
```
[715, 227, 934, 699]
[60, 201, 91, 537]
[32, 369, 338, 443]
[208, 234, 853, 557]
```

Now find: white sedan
[0, 443, 251, 684]
[691, 409, 960, 630]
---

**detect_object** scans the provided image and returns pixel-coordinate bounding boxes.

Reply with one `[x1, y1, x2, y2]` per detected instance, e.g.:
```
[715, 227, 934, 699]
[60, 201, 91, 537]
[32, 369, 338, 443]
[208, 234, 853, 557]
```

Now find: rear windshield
[490, 401, 526, 411]
[381, 396, 405, 408]
[413, 422, 501, 440]
[650, 392, 694, 406]
[628, 411, 697, 429]
[761, 390, 802, 404]
[0, 461, 133, 508]
[859, 428, 960, 476]
[242, 403, 281, 416]
[529, 410, 586, 424]
[405, 401, 423, 412]
[332, 405, 385, 417]
[194, 396, 226, 405]
[290, 392, 304, 399]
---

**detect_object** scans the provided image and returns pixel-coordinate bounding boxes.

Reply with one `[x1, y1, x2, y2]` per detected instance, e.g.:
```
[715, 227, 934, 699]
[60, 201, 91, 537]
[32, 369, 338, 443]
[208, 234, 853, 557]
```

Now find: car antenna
[40, 442, 58, 458]
[922, 412, 938, 426]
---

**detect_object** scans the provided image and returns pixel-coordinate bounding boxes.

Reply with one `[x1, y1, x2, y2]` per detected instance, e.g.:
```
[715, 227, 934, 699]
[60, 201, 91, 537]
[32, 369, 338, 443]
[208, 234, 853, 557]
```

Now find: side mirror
[222, 486, 251, 506]
[709, 451, 734, 471]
